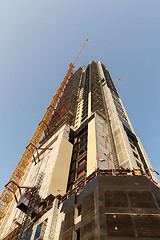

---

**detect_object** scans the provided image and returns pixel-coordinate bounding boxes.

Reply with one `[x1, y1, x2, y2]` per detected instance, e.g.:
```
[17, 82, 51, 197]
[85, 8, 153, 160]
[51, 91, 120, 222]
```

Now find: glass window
[25, 233, 31, 240]
[33, 225, 41, 240]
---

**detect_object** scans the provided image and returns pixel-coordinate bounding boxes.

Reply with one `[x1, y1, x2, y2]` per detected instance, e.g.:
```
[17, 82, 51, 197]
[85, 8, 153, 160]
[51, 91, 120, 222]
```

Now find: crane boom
[113, 78, 120, 83]
[73, 39, 88, 66]
[0, 39, 88, 227]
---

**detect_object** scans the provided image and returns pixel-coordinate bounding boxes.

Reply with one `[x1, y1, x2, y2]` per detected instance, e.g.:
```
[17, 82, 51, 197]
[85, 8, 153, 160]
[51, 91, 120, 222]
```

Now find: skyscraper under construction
[1, 61, 160, 239]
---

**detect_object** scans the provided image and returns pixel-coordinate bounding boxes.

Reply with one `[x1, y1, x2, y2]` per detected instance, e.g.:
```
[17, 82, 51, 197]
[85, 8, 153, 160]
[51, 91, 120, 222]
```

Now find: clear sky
[0, 0, 160, 194]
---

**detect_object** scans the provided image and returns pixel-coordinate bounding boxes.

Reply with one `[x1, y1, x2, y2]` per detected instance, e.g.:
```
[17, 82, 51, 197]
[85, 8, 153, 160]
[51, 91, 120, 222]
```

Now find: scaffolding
[0, 39, 88, 228]
[41, 68, 82, 144]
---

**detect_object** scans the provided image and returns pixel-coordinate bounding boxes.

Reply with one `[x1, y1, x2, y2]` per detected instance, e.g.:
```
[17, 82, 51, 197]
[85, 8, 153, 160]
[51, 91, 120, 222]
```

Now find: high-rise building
[1, 61, 160, 240]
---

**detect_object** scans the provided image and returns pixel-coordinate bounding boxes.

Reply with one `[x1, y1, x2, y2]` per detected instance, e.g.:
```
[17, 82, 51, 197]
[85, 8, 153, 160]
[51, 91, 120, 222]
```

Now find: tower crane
[113, 78, 120, 83]
[0, 39, 88, 228]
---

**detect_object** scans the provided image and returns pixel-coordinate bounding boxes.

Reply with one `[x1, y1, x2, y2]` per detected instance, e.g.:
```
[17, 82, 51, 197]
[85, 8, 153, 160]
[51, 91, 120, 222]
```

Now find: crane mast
[0, 39, 88, 228]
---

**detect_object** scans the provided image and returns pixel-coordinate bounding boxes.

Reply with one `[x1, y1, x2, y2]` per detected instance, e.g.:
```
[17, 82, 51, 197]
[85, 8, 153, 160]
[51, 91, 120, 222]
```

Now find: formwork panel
[134, 215, 160, 237]
[80, 192, 96, 240]
[62, 207, 74, 232]
[105, 190, 128, 208]
[106, 214, 135, 237]
[59, 207, 74, 240]
[81, 192, 94, 218]
[128, 190, 157, 208]
[81, 219, 95, 240]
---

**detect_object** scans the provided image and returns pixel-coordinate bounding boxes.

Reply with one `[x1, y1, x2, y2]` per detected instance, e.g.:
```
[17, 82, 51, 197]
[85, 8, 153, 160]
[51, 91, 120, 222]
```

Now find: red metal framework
[4, 181, 30, 204]
[46, 104, 69, 129]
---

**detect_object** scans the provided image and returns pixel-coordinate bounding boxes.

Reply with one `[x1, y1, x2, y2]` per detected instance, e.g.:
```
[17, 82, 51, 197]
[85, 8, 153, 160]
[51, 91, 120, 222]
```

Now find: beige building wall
[97, 62, 140, 169]
[87, 117, 97, 176]
[47, 137, 73, 196]
[97, 61, 159, 183]
[0, 124, 72, 239]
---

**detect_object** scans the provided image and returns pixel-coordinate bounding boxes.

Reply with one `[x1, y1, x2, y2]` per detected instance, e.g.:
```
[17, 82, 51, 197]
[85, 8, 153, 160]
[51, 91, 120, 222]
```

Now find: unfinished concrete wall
[58, 175, 160, 239]
[95, 113, 114, 169]
[97, 61, 159, 183]
[97, 62, 139, 169]
[27, 199, 65, 240]
[137, 137, 159, 184]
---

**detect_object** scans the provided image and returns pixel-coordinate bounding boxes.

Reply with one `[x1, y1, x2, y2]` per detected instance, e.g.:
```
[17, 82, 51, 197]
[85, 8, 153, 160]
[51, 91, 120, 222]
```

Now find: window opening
[133, 152, 138, 159]
[76, 228, 80, 240]
[33, 225, 41, 240]
[67, 126, 88, 191]
[130, 144, 135, 150]
[78, 158, 86, 167]
[77, 205, 81, 216]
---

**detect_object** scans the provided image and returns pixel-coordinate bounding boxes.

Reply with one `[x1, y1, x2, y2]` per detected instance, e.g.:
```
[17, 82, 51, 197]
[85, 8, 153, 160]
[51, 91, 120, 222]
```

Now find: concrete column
[87, 117, 97, 176]
[47, 137, 73, 196]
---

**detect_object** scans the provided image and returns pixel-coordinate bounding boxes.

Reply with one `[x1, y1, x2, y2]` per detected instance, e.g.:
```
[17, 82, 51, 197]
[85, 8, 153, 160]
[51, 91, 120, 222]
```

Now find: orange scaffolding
[0, 39, 88, 228]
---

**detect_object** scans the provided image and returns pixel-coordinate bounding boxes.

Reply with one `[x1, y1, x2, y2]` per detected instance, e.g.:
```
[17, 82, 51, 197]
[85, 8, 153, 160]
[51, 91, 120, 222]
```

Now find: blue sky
[0, 0, 160, 194]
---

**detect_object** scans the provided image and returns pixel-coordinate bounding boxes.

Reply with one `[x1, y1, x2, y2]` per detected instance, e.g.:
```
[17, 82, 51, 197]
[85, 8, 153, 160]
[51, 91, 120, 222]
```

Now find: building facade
[1, 61, 160, 239]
